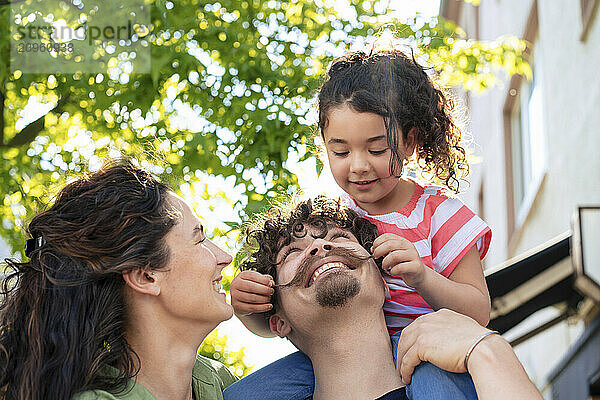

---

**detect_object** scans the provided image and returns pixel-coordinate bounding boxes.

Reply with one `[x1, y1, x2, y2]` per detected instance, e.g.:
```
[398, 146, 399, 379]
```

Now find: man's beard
[277, 246, 368, 308]
[315, 271, 360, 308]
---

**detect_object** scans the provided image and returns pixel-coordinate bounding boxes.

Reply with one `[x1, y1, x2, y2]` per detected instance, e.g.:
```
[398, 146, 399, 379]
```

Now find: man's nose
[308, 238, 332, 256]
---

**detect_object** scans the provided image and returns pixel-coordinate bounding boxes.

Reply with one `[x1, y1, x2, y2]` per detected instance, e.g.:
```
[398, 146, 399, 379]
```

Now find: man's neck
[304, 309, 403, 400]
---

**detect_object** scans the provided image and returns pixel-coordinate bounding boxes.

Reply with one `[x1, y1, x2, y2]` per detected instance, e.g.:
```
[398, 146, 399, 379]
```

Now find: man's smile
[309, 261, 351, 287]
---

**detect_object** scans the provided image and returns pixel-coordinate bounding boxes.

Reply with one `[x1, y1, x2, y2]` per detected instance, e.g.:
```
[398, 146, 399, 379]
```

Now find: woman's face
[158, 193, 233, 327]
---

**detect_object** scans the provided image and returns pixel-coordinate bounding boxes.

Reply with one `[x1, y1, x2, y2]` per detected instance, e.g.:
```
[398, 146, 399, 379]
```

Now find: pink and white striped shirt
[343, 180, 492, 335]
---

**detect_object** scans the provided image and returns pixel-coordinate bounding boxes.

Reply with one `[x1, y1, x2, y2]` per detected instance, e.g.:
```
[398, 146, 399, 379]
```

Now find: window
[509, 45, 546, 228]
[502, 1, 546, 241]
[581, 0, 599, 41]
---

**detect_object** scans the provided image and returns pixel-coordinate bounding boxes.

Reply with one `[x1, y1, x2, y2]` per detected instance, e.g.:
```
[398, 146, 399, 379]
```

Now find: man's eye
[330, 232, 351, 241]
[369, 149, 388, 155]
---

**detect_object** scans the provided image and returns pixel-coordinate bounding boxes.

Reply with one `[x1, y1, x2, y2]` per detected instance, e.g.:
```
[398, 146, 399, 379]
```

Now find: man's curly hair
[318, 49, 469, 192]
[240, 196, 378, 314]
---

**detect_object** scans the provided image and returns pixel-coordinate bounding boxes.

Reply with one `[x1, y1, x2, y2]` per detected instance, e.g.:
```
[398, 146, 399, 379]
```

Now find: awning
[485, 232, 582, 334]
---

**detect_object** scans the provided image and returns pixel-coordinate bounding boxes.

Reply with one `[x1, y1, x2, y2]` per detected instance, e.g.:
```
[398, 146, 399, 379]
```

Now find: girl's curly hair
[317, 49, 468, 192]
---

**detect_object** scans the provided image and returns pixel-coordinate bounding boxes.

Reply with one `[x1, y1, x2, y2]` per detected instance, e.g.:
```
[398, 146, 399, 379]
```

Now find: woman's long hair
[0, 160, 179, 400]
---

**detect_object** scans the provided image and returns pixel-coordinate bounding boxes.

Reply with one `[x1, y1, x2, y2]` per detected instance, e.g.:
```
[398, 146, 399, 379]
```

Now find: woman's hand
[371, 233, 427, 288]
[230, 270, 274, 315]
[396, 309, 490, 383]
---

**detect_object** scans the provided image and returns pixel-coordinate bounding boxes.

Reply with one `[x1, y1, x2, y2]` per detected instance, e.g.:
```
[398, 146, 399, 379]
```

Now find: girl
[228, 48, 492, 400]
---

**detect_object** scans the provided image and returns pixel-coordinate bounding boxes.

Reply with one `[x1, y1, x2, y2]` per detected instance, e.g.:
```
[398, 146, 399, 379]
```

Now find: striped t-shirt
[343, 180, 492, 335]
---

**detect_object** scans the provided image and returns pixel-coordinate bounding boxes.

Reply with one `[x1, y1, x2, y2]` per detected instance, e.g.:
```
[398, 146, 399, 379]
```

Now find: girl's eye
[369, 149, 389, 155]
[331, 150, 349, 157]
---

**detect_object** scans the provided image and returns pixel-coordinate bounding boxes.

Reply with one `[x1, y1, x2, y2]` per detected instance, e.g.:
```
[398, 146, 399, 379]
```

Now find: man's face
[270, 223, 386, 340]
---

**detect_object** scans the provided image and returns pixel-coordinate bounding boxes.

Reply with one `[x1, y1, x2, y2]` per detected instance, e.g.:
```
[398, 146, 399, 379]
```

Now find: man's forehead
[278, 224, 357, 250]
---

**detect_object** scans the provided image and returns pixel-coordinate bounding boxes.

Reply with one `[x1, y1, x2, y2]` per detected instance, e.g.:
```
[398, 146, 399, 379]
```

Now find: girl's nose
[349, 153, 369, 173]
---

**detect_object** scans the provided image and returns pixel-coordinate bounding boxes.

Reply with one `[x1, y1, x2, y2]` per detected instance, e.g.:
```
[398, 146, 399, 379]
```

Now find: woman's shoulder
[193, 355, 238, 389]
[72, 389, 123, 400]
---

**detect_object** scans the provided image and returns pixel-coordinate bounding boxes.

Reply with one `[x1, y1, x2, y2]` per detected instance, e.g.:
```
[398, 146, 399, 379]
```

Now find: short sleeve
[428, 196, 492, 277]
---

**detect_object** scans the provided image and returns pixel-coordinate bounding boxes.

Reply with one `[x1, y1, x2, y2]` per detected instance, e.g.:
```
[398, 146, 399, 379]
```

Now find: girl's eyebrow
[327, 135, 386, 144]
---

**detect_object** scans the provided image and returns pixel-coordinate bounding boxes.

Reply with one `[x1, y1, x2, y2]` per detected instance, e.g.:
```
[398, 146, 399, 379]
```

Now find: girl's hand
[230, 270, 275, 315]
[371, 233, 427, 288]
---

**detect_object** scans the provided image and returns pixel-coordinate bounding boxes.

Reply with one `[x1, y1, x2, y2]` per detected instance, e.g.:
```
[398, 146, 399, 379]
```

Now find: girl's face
[323, 104, 410, 214]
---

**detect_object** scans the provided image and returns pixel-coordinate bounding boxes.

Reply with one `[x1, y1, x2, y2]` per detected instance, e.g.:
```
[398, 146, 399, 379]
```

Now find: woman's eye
[369, 149, 388, 155]
[195, 237, 206, 244]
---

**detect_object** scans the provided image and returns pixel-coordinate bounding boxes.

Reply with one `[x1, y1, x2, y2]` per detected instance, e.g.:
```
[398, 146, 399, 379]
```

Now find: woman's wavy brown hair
[318, 49, 468, 192]
[0, 160, 179, 400]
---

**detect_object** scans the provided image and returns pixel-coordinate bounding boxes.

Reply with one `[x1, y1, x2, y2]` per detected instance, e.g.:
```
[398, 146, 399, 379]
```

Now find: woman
[0, 160, 540, 400]
[0, 160, 236, 400]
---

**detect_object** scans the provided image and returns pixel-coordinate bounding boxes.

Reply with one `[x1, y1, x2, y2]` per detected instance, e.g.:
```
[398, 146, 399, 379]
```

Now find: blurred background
[1, 0, 599, 398]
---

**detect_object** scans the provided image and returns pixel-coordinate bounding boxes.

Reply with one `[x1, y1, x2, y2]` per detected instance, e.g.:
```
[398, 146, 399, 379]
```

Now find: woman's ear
[122, 269, 161, 296]
[269, 314, 292, 338]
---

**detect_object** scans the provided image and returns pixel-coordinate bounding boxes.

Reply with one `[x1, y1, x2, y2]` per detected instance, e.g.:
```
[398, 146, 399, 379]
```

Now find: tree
[1, 0, 530, 373]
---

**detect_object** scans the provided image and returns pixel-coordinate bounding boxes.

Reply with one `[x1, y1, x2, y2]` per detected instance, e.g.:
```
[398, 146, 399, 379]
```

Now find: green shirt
[73, 355, 237, 400]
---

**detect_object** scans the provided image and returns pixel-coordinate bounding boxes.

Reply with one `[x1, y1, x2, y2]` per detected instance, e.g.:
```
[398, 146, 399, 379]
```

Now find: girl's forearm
[413, 267, 491, 326]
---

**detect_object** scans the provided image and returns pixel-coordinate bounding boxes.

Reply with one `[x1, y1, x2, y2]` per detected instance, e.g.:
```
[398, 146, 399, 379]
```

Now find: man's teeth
[311, 262, 348, 285]
[212, 281, 222, 292]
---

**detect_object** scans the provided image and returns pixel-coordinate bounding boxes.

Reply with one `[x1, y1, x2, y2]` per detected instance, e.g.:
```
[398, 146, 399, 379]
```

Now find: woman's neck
[125, 310, 213, 400]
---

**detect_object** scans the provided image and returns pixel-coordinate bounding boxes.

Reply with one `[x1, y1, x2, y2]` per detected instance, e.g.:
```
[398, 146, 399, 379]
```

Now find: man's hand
[230, 270, 275, 315]
[371, 233, 427, 288]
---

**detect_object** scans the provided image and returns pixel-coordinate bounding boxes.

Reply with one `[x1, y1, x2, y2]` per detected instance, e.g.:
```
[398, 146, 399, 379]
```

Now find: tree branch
[3, 92, 71, 148]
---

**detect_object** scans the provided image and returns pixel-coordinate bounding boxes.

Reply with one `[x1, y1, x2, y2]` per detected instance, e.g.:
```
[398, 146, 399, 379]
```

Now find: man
[227, 196, 409, 399]
[224, 196, 543, 400]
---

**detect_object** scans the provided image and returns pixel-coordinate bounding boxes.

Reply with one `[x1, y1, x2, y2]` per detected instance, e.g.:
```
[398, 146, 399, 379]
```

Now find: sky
[1, 0, 442, 373]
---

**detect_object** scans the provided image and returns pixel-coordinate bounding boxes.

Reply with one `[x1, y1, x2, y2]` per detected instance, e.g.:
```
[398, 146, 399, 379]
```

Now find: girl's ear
[269, 314, 292, 338]
[405, 127, 418, 157]
[122, 269, 161, 296]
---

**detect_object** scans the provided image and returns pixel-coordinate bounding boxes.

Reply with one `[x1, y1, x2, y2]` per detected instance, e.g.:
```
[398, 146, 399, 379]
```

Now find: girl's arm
[372, 234, 490, 326]
[416, 245, 490, 326]
[230, 270, 276, 337]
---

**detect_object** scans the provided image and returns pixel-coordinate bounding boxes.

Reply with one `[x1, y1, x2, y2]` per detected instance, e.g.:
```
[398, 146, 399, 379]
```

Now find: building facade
[441, 0, 600, 398]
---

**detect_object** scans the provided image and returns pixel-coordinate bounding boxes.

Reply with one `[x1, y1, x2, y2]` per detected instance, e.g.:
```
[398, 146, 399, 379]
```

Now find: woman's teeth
[212, 281, 222, 292]
[310, 262, 348, 285]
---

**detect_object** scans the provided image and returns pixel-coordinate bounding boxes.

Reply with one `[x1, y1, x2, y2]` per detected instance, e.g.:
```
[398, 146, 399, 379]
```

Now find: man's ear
[269, 314, 292, 338]
[122, 269, 161, 296]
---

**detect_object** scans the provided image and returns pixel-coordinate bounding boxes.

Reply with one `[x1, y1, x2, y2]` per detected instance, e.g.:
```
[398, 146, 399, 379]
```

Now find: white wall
[452, 0, 600, 392]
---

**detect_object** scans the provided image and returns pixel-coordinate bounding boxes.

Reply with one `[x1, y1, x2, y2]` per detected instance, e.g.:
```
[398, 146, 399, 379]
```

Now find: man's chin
[315, 271, 361, 308]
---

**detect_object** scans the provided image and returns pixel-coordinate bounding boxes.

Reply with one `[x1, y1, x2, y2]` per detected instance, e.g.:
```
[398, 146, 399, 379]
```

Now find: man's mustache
[275, 247, 372, 289]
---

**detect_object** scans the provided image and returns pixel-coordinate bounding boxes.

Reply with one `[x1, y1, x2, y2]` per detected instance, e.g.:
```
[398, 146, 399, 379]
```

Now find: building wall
[450, 0, 600, 395]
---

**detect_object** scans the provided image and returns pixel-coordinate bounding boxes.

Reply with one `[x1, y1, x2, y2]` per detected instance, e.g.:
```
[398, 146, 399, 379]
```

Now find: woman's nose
[308, 238, 333, 256]
[211, 241, 233, 268]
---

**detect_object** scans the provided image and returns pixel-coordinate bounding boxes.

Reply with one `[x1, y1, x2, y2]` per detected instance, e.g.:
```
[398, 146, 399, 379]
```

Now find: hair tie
[25, 236, 46, 257]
